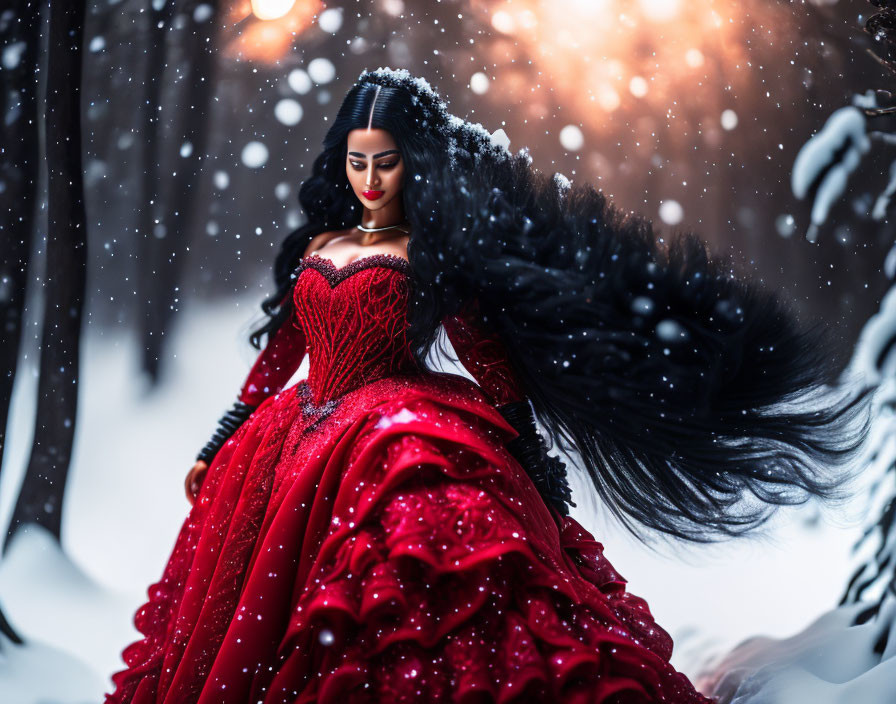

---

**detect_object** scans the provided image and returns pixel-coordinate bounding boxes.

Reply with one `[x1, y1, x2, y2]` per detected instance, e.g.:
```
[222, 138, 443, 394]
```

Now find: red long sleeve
[442, 299, 523, 406]
[238, 309, 307, 407]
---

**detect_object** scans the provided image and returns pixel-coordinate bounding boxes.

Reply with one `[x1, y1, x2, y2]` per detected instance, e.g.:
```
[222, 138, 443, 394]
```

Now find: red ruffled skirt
[105, 372, 710, 703]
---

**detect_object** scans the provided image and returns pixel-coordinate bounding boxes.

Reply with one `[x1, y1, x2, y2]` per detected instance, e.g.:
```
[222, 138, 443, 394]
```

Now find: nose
[365, 162, 379, 187]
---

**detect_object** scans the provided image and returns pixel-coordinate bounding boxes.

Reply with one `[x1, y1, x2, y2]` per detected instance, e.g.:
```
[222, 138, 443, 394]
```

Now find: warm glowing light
[491, 10, 515, 34]
[223, 0, 321, 63]
[250, 0, 295, 21]
[471, 0, 797, 138]
[570, 0, 610, 15]
[685, 48, 704, 68]
[597, 84, 621, 112]
[607, 59, 625, 80]
[637, 0, 680, 22]
[382, 0, 404, 17]
[518, 9, 537, 29]
[629, 76, 648, 98]
[560, 125, 585, 151]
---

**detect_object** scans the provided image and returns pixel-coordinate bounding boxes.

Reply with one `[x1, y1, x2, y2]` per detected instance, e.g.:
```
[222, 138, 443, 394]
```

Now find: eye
[377, 161, 398, 170]
[349, 160, 365, 171]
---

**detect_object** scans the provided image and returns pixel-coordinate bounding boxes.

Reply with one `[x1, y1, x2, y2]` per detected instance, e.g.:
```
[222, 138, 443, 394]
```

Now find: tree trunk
[135, 0, 176, 384]
[140, 1, 221, 384]
[0, 0, 41, 519]
[5, 0, 87, 549]
[0, 0, 44, 644]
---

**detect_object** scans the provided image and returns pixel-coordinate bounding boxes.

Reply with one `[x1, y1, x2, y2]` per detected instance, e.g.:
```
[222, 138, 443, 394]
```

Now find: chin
[358, 194, 393, 210]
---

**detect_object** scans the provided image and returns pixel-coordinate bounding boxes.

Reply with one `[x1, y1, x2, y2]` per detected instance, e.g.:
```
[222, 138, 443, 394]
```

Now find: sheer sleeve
[443, 299, 574, 518]
[196, 295, 306, 463]
[441, 298, 523, 406]
[238, 309, 307, 407]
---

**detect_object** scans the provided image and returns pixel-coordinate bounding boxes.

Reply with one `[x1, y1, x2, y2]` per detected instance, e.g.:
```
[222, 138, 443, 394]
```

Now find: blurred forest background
[16, 0, 896, 346]
[2, 0, 896, 699]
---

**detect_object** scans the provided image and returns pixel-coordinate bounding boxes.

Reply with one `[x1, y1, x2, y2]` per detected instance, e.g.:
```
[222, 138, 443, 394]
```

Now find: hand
[185, 460, 209, 506]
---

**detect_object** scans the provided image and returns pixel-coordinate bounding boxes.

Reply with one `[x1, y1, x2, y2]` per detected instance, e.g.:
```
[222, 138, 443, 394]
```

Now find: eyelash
[349, 161, 399, 171]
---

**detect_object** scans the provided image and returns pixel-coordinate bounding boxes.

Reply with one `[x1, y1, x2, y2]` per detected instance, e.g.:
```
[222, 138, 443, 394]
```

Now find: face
[345, 128, 405, 210]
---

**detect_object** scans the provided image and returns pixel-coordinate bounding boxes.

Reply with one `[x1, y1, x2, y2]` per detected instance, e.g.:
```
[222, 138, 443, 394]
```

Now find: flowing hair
[252, 68, 871, 542]
[249, 69, 457, 347]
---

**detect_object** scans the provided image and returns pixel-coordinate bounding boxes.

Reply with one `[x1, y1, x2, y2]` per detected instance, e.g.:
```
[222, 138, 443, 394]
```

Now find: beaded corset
[291, 254, 418, 405]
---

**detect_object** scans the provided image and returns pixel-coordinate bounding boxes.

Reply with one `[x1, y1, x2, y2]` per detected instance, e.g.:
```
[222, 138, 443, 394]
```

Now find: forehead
[346, 128, 398, 155]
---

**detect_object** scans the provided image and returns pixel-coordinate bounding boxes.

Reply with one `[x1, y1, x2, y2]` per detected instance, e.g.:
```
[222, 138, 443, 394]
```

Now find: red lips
[362, 190, 384, 201]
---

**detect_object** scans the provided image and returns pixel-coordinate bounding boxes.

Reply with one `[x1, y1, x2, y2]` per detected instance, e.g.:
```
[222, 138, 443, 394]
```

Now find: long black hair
[253, 68, 870, 542]
[249, 69, 457, 347]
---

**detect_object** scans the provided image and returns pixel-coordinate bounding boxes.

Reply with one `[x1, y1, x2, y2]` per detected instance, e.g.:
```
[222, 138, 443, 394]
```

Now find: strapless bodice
[291, 253, 417, 405]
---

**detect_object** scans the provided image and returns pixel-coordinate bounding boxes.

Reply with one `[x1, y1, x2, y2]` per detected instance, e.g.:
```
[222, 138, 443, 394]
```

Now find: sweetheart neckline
[303, 252, 410, 271]
[291, 252, 412, 287]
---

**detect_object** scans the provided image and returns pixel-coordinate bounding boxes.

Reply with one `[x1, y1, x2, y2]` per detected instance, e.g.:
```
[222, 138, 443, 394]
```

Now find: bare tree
[137, 1, 221, 384]
[1, 1, 41, 523]
[5, 0, 87, 550]
[135, 0, 176, 383]
[0, 0, 44, 643]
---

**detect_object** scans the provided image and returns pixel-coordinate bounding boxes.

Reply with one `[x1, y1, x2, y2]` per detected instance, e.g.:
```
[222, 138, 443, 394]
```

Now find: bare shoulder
[303, 228, 352, 257]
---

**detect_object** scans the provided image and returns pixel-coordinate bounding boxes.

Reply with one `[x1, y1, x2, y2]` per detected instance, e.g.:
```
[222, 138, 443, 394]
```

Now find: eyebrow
[347, 149, 400, 159]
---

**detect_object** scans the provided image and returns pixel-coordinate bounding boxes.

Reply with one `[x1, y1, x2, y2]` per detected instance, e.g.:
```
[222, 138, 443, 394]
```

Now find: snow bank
[0, 525, 136, 701]
[703, 600, 896, 703]
[0, 632, 104, 704]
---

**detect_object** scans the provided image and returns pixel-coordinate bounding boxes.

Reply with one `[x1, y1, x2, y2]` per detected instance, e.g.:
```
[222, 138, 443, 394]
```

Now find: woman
[105, 68, 865, 703]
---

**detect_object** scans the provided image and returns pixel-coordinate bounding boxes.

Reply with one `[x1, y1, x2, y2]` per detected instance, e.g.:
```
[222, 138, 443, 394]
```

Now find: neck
[359, 198, 406, 244]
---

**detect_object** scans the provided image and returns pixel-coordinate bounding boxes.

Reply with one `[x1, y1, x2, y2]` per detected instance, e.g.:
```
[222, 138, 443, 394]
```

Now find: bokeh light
[559, 125, 584, 151]
[468, 0, 797, 140]
[470, 72, 490, 95]
[224, 0, 321, 62]
[250, 0, 296, 21]
[721, 109, 739, 130]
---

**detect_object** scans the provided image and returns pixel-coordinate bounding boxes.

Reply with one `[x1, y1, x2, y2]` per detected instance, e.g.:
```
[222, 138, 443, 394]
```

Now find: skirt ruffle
[106, 374, 710, 704]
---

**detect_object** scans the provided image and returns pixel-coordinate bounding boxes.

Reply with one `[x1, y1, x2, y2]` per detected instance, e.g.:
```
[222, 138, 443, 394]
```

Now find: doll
[105, 68, 866, 703]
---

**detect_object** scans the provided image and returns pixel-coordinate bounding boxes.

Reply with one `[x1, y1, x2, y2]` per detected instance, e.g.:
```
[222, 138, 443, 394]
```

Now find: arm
[195, 230, 341, 468]
[443, 300, 574, 517]
[440, 299, 523, 406]
[236, 310, 306, 408]
[196, 295, 306, 464]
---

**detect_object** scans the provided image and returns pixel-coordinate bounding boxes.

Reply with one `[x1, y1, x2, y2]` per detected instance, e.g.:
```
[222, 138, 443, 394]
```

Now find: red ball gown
[105, 253, 711, 703]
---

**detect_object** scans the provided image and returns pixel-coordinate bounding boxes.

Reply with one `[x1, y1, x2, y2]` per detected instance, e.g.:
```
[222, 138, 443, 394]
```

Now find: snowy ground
[0, 292, 879, 701]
